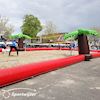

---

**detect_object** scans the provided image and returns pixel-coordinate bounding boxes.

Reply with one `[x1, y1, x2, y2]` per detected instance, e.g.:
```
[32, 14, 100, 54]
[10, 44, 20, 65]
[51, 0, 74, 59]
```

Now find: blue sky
[0, 0, 100, 33]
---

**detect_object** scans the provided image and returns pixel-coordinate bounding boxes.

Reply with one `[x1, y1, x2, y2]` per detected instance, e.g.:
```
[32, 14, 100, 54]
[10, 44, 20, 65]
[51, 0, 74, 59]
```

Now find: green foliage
[21, 14, 42, 38]
[64, 29, 98, 40]
[64, 31, 78, 40]
[78, 29, 98, 35]
[10, 33, 31, 39]
[91, 27, 100, 37]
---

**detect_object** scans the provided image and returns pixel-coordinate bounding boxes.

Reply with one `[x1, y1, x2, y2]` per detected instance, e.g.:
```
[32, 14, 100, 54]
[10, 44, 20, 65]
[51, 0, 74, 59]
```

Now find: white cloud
[0, 0, 100, 33]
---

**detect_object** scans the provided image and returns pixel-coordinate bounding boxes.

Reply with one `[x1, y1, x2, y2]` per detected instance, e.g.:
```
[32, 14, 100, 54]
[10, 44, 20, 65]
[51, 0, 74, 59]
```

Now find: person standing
[0, 36, 7, 41]
[0, 36, 7, 53]
[1, 41, 7, 53]
[9, 40, 19, 56]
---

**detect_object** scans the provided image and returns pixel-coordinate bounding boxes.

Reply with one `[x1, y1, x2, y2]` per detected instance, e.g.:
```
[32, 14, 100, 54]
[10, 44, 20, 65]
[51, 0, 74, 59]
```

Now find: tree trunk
[78, 34, 90, 54]
[18, 38, 24, 51]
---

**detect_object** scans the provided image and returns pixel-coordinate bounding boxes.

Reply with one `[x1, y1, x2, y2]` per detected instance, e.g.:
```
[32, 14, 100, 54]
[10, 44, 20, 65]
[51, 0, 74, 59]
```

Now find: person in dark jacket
[0, 36, 7, 53]
[9, 40, 19, 56]
[0, 36, 7, 41]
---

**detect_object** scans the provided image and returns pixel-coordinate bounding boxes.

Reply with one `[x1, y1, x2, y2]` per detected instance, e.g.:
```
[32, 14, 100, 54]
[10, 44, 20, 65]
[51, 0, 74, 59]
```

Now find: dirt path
[0, 50, 78, 69]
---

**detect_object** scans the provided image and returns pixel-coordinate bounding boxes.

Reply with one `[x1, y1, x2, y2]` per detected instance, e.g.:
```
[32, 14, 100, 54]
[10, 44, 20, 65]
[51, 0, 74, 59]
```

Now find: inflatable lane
[0, 55, 85, 87]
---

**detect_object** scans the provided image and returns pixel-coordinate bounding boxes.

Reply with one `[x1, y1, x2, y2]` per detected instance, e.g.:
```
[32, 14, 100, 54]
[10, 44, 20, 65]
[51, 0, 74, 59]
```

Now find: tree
[37, 21, 57, 43]
[64, 29, 98, 60]
[44, 21, 57, 35]
[21, 14, 42, 38]
[0, 16, 14, 38]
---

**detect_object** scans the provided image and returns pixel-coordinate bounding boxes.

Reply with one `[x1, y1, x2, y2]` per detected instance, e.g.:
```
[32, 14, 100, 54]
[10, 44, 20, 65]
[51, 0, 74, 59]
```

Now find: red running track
[0, 55, 85, 87]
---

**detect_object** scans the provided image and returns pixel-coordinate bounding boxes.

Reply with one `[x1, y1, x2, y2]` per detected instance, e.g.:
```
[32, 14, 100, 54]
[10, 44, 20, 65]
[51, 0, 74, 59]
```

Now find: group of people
[1, 36, 19, 56]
